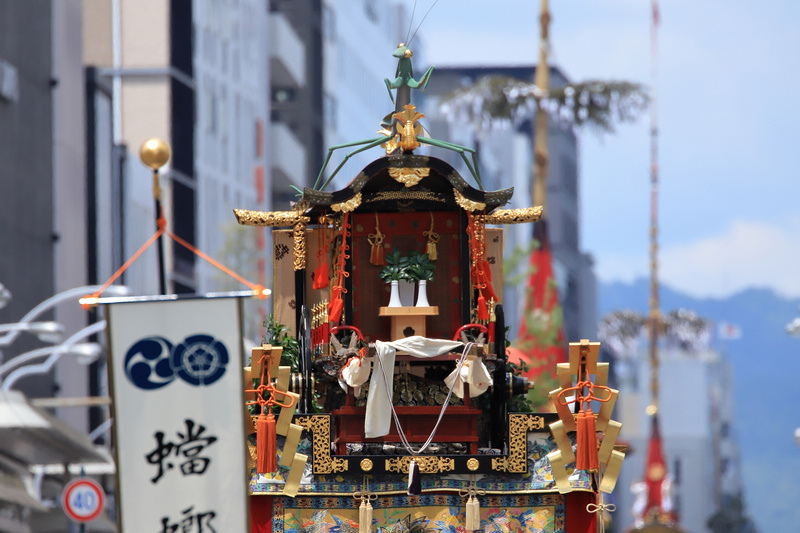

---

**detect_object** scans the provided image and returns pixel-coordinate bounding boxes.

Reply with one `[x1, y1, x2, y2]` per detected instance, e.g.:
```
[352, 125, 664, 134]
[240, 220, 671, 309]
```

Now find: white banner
[107, 297, 248, 532]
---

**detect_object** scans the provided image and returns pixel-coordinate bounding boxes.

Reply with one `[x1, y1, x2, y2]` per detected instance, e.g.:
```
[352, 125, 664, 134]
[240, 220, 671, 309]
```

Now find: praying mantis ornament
[312, 43, 484, 192]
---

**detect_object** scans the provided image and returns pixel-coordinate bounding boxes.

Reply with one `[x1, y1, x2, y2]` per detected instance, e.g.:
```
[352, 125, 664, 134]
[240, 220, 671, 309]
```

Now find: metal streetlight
[0, 284, 129, 350]
[2, 321, 107, 391]
[0, 342, 103, 380]
[0, 321, 65, 344]
[139, 138, 171, 295]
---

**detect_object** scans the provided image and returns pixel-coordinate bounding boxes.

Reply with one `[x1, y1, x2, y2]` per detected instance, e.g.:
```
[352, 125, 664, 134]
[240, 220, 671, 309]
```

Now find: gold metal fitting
[140, 138, 171, 170]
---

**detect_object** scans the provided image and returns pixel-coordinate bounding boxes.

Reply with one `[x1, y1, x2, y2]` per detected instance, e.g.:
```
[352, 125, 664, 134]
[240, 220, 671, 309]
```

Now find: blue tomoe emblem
[124, 334, 229, 389]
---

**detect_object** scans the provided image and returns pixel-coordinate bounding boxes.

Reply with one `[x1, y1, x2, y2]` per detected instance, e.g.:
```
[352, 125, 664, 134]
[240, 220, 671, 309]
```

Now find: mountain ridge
[599, 278, 800, 531]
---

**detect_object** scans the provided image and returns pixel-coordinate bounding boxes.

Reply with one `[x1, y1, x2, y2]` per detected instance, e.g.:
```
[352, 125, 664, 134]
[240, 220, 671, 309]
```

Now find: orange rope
[167, 229, 268, 298]
[81, 224, 165, 309]
[245, 351, 296, 473]
[82, 213, 269, 307]
[557, 358, 614, 473]
[244, 353, 296, 410]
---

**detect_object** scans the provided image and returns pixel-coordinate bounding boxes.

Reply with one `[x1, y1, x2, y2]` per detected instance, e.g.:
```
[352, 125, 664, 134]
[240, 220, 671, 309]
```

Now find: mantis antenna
[405, 0, 418, 45]
[407, 0, 439, 47]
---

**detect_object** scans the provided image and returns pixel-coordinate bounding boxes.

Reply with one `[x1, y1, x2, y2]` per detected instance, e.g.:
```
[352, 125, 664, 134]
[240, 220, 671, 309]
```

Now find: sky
[420, 0, 800, 301]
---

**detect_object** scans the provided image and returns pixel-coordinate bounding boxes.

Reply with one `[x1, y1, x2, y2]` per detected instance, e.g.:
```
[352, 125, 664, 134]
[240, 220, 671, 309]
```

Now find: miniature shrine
[235, 43, 625, 533]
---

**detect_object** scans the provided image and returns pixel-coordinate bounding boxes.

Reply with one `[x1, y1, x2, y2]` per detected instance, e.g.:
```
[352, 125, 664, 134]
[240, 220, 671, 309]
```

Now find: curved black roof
[300, 154, 513, 215]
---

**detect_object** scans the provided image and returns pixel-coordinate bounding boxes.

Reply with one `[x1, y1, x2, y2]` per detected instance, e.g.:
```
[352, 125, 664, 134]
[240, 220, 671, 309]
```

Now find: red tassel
[322, 322, 330, 347]
[576, 410, 588, 471]
[329, 297, 343, 324]
[256, 409, 277, 473]
[585, 408, 599, 471]
[576, 409, 599, 472]
[477, 294, 489, 320]
[313, 258, 329, 289]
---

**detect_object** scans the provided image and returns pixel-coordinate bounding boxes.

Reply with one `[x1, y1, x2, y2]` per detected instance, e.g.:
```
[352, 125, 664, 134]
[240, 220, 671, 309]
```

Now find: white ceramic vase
[388, 280, 403, 307]
[415, 280, 430, 307]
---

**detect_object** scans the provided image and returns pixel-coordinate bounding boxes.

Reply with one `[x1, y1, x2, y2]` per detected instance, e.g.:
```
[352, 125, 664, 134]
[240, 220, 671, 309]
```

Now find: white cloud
[593, 252, 648, 287]
[596, 217, 800, 299]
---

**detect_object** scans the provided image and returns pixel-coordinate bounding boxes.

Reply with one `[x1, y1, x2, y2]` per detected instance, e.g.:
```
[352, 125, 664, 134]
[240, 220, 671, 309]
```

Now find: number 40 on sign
[62, 477, 105, 523]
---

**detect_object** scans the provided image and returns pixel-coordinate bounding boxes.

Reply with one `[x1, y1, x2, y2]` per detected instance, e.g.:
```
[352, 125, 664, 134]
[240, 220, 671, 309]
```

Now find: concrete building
[423, 66, 597, 342]
[2, 0, 270, 527]
[268, 0, 317, 209]
[0, 2, 117, 529]
[0, 0, 103, 431]
[0, 0, 59, 402]
[84, 0, 270, 301]
[82, 0, 271, 343]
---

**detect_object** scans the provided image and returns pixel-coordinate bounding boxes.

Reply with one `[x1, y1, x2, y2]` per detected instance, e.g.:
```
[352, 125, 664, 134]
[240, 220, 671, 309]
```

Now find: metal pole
[139, 139, 171, 295]
[648, 0, 660, 414]
[533, 0, 550, 214]
[153, 170, 167, 295]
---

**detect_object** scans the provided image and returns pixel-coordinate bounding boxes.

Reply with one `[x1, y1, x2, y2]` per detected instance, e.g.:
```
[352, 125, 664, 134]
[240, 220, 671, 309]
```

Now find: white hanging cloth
[339, 355, 372, 396]
[444, 356, 493, 399]
[365, 336, 462, 438]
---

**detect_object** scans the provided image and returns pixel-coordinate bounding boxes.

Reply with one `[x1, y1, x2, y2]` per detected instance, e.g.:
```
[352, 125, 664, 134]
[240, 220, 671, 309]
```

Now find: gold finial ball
[645, 404, 658, 416]
[139, 138, 171, 170]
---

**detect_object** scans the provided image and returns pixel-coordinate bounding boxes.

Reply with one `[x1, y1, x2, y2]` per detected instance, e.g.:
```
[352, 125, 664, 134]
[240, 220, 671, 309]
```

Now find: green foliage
[503, 239, 539, 287]
[379, 249, 411, 283]
[521, 281, 564, 349]
[380, 249, 436, 283]
[262, 314, 300, 372]
[506, 346, 561, 412]
[405, 250, 435, 282]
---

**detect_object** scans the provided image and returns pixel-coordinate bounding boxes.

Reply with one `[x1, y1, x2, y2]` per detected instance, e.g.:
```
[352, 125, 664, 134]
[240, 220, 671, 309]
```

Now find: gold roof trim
[486, 206, 543, 225]
[234, 209, 310, 227]
[330, 192, 362, 213]
[454, 189, 486, 212]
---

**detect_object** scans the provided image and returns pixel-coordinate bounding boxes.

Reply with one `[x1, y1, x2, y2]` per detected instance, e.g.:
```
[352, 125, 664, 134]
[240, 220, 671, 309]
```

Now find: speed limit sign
[62, 477, 104, 523]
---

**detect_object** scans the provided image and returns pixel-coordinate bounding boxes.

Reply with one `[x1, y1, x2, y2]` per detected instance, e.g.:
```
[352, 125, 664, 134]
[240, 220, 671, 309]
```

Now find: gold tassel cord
[355, 477, 376, 533]
[423, 211, 439, 261]
[368, 212, 385, 266]
[460, 477, 486, 530]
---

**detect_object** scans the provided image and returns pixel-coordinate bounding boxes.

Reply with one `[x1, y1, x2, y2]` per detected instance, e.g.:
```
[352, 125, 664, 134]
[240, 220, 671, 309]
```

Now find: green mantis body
[385, 43, 434, 115]
[312, 44, 483, 192]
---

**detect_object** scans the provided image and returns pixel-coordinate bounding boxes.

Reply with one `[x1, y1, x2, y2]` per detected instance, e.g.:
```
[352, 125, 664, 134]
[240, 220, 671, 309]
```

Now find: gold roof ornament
[388, 167, 430, 187]
[393, 104, 424, 153]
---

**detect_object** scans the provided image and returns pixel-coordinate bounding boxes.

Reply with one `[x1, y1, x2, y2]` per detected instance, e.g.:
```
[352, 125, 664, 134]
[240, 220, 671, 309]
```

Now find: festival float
[235, 43, 626, 533]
